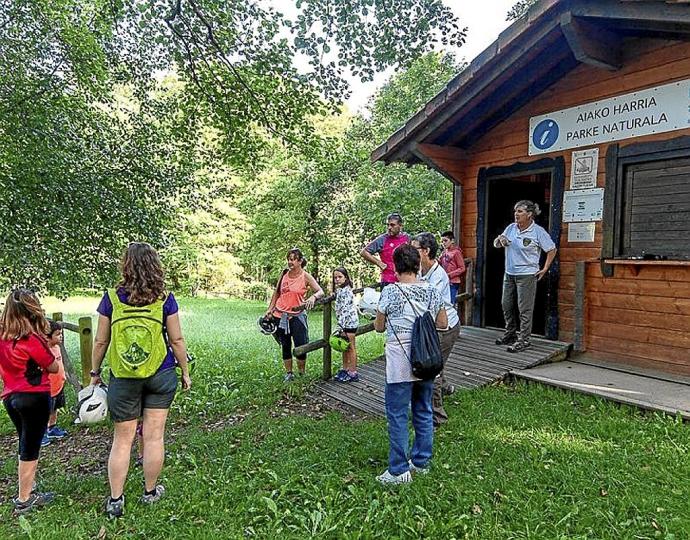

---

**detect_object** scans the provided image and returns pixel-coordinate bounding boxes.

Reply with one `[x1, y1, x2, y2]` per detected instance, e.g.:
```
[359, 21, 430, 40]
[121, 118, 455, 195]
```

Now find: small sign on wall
[568, 222, 596, 243]
[563, 188, 604, 222]
[570, 148, 598, 189]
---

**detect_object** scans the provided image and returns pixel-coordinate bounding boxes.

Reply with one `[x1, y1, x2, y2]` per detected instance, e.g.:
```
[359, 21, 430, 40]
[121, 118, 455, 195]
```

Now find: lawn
[0, 297, 688, 539]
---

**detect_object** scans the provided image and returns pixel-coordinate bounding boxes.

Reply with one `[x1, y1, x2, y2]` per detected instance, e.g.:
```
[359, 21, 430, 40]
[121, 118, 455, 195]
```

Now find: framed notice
[568, 222, 595, 243]
[563, 188, 604, 222]
[570, 148, 598, 189]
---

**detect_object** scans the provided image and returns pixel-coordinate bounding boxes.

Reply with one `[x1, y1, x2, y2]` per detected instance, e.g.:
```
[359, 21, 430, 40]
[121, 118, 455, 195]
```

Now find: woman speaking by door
[493, 200, 557, 353]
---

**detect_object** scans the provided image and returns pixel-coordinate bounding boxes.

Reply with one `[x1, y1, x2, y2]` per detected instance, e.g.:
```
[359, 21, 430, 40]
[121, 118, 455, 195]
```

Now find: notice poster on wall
[570, 148, 598, 189]
[563, 188, 605, 222]
[568, 222, 596, 243]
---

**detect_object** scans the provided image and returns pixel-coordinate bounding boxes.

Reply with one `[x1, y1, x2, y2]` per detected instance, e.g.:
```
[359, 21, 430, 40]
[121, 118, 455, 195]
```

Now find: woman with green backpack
[89, 242, 192, 519]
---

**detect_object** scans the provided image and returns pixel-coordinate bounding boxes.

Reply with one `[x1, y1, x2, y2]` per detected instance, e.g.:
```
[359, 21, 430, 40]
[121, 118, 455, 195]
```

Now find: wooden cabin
[372, 0, 690, 375]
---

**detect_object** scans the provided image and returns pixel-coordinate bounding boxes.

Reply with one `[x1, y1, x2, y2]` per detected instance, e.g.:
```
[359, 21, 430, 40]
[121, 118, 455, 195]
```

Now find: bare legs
[108, 408, 169, 497]
[18, 460, 38, 501]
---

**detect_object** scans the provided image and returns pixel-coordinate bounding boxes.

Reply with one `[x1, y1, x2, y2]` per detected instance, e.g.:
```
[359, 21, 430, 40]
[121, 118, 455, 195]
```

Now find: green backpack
[107, 289, 168, 378]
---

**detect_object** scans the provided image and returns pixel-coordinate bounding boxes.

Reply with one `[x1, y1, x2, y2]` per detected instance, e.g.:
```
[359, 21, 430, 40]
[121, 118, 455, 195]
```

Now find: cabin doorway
[475, 158, 564, 340]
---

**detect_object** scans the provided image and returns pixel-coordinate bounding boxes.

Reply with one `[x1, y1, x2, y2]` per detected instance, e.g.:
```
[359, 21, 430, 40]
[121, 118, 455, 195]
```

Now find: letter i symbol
[540, 122, 554, 146]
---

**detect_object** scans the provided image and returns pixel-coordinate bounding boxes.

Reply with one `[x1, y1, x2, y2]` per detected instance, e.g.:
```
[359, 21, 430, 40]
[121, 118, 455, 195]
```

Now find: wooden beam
[573, 261, 586, 352]
[409, 142, 466, 185]
[560, 12, 622, 71]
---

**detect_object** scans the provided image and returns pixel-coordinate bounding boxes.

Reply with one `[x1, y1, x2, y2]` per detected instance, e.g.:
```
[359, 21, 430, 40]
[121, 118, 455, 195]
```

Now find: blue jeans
[449, 283, 460, 305]
[384, 380, 434, 475]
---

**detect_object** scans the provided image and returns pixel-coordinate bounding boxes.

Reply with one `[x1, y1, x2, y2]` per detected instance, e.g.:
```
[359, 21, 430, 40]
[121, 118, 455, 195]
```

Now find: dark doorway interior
[483, 172, 552, 335]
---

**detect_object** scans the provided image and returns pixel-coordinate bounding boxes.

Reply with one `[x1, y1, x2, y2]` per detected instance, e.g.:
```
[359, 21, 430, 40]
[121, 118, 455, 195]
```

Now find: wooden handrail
[48, 312, 93, 387]
[289, 283, 380, 379]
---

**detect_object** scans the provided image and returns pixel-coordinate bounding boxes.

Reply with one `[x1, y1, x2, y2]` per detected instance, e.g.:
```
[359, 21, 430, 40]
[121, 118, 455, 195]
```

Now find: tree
[0, 0, 466, 293]
[239, 53, 462, 289]
[506, 0, 539, 21]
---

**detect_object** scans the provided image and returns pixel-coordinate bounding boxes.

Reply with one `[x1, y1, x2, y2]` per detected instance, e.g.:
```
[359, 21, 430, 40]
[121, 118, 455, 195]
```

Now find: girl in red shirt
[0, 289, 59, 514]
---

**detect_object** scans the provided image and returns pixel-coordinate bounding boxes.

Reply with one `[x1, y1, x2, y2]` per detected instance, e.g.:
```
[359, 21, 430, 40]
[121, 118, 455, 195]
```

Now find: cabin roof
[371, 0, 690, 165]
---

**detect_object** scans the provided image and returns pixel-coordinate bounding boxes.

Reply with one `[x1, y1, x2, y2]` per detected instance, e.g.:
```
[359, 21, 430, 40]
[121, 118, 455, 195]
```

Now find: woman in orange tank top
[265, 248, 324, 381]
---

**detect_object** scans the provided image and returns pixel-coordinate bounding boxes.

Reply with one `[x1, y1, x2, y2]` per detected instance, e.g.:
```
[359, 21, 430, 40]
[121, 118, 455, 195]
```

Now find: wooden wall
[453, 38, 690, 375]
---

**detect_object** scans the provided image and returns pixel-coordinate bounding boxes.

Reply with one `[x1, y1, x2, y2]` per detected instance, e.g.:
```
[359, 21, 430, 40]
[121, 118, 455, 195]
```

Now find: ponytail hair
[287, 248, 307, 268]
[514, 200, 541, 217]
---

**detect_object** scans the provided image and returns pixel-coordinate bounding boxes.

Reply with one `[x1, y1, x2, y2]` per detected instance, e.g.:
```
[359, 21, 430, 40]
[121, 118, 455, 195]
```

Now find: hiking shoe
[495, 334, 517, 346]
[46, 425, 68, 439]
[13, 492, 55, 515]
[376, 469, 412, 485]
[105, 495, 125, 519]
[283, 372, 294, 382]
[507, 340, 531, 353]
[40, 433, 51, 447]
[408, 460, 430, 475]
[141, 485, 165, 504]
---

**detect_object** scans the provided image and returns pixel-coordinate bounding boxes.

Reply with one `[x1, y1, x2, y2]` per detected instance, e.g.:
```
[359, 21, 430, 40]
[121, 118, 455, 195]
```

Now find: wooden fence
[50, 313, 93, 391]
[293, 259, 474, 380]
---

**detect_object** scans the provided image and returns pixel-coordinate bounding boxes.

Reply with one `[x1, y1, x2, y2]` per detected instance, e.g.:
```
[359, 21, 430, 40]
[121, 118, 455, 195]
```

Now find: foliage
[0, 0, 466, 294]
[507, 0, 540, 21]
[1, 296, 689, 539]
[240, 52, 461, 288]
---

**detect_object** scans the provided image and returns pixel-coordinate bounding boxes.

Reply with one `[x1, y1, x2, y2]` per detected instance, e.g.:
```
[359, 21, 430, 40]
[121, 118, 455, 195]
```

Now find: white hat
[75, 384, 108, 425]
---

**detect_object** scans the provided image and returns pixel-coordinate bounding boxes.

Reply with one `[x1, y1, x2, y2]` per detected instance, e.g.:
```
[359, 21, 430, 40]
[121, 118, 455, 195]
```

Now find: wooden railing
[49, 313, 93, 390]
[294, 260, 475, 380]
[292, 284, 380, 380]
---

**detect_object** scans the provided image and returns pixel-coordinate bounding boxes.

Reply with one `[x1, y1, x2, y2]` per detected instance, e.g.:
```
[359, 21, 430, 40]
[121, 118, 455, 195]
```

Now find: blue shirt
[97, 288, 179, 371]
[500, 222, 556, 275]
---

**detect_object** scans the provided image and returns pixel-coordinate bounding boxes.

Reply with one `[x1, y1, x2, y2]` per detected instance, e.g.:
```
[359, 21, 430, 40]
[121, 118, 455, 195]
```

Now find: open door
[474, 158, 564, 340]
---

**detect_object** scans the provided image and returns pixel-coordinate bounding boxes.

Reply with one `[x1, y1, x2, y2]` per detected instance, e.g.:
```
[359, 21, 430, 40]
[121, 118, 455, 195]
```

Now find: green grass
[1, 297, 688, 539]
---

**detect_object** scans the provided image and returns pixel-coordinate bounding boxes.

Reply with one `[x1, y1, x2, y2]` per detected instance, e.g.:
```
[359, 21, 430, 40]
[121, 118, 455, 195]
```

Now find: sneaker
[40, 433, 51, 447]
[134, 456, 144, 468]
[334, 369, 347, 382]
[105, 495, 125, 519]
[507, 340, 531, 353]
[46, 425, 68, 440]
[283, 372, 294, 382]
[408, 459, 430, 475]
[441, 384, 455, 396]
[13, 492, 55, 515]
[376, 469, 412, 485]
[342, 371, 360, 382]
[141, 485, 165, 504]
[495, 334, 517, 346]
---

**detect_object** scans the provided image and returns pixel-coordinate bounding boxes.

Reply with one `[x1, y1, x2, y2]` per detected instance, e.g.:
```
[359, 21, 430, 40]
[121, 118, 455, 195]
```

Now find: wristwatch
[89, 368, 102, 377]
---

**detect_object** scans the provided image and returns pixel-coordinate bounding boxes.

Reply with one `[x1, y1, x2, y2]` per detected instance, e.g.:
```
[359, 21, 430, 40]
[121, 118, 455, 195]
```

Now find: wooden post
[52, 312, 81, 394]
[78, 317, 93, 386]
[464, 259, 474, 326]
[573, 261, 586, 352]
[453, 183, 463, 242]
[322, 303, 332, 380]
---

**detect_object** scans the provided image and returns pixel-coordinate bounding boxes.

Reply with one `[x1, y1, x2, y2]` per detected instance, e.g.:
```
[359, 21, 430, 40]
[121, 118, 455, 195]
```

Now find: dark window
[620, 158, 690, 259]
[603, 136, 690, 269]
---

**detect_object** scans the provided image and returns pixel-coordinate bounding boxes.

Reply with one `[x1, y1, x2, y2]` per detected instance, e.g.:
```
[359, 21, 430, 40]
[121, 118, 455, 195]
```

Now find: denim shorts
[107, 368, 178, 423]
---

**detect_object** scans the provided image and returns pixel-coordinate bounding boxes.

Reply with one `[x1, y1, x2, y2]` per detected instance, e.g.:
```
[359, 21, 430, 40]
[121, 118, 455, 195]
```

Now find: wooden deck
[316, 326, 572, 416]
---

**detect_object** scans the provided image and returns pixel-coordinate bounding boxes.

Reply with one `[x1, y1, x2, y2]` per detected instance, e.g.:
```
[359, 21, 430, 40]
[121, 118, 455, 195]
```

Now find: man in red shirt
[439, 231, 466, 305]
[360, 212, 410, 287]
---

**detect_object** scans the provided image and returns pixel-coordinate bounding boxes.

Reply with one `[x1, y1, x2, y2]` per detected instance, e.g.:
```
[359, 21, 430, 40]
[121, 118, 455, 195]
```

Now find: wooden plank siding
[451, 39, 690, 374]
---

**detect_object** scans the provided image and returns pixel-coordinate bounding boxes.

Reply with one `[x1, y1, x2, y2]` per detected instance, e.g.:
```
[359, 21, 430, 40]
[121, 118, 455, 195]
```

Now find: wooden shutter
[621, 158, 690, 259]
